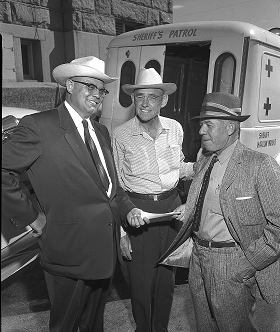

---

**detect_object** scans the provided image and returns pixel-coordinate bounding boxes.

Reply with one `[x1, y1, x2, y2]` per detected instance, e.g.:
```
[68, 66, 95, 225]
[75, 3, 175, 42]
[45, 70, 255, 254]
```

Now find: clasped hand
[127, 208, 150, 228]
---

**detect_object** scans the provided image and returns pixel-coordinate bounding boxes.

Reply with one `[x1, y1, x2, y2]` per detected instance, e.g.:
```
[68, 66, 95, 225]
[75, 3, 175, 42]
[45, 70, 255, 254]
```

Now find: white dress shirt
[65, 101, 112, 197]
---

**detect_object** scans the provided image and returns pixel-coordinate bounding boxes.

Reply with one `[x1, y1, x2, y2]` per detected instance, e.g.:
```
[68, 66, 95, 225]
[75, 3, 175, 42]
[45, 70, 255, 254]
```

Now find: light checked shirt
[112, 116, 194, 194]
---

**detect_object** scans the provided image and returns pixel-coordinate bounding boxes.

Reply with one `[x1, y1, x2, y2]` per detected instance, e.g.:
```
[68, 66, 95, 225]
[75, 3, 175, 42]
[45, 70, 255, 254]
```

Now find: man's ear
[131, 93, 135, 104]
[161, 95, 168, 108]
[227, 121, 236, 135]
[65, 79, 74, 94]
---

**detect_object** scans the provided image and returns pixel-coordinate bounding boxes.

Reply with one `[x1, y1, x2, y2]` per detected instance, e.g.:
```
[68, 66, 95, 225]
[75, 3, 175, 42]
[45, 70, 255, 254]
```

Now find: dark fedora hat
[191, 92, 250, 122]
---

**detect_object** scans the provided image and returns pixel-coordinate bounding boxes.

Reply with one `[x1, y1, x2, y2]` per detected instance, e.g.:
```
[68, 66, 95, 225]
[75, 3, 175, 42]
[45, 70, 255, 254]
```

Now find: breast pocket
[235, 194, 264, 225]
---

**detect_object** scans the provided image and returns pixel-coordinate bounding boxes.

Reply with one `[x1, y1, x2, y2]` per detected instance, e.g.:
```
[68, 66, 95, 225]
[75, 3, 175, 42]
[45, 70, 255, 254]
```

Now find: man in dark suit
[158, 92, 280, 332]
[2, 56, 145, 332]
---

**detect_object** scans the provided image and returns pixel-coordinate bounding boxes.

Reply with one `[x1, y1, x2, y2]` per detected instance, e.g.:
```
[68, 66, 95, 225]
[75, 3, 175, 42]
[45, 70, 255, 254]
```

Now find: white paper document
[141, 211, 181, 220]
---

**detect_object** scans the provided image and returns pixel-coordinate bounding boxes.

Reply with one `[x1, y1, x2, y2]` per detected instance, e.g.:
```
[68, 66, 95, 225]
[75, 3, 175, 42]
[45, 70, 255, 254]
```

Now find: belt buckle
[153, 194, 158, 201]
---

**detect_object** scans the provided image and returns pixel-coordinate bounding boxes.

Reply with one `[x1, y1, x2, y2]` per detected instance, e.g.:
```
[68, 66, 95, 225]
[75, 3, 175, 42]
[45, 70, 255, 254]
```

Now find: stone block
[72, 11, 83, 31]
[147, 8, 160, 26]
[152, 0, 169, 12]
[19, 0, 41, 5]
[95, 0, 112, 16]
[0, 2, 12, 23]
[160, 11, 173, 24]
[129, 0, 151, 7]
[112, 1, 147, 23]
[82, 14, 115, 35]
[10, 2, 34, 26]
[2, 86, 57, 112]
[72, 0, 95, 11]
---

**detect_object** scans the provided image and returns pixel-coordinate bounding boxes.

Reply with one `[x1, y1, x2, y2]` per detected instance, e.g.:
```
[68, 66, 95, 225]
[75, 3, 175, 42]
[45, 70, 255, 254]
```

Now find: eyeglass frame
[71, 80, 109, 97]
[133, 93, 164, 103]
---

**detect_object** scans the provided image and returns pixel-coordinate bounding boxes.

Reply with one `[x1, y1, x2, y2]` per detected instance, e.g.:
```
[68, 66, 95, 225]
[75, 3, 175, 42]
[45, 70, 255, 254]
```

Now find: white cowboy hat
[52, 56, 119, 86]
[122, 68, 177, 96]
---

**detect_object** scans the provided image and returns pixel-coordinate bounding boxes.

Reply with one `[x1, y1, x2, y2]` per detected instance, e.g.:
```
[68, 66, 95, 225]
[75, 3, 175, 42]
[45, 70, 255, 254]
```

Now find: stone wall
[0, 0, 173, 35]
[1, 0, 173, 110]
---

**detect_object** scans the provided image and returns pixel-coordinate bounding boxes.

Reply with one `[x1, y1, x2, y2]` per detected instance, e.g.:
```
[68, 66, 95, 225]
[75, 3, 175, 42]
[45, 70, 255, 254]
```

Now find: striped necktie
[82, 119, 109, 191]
[192, 154, 218, 232]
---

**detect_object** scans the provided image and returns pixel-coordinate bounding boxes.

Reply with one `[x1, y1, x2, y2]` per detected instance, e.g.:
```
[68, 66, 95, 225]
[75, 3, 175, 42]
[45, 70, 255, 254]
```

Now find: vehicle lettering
[169, 28, 197, 38]
[259, 132, 269, 139]
[257, 139, 276, 148]
[132, 31, 163, 41]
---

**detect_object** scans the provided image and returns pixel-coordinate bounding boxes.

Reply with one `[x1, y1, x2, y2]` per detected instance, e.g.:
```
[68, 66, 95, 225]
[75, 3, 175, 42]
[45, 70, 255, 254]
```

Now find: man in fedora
[158, 92, 280, 332]
[111, 68, 195, 332]
[2, 56, 146, 332]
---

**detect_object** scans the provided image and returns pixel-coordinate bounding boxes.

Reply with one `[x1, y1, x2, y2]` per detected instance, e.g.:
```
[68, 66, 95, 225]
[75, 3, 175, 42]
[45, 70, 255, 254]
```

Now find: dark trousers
[44, 271, 112, 332]
[121, 193, 181, 332]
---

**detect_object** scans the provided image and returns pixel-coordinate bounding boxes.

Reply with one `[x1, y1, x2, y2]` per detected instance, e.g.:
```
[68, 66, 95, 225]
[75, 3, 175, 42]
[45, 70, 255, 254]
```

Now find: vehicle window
[213, 53, 236, 94]
[145, 60, 161, 74]
[119, 61, 136, 107]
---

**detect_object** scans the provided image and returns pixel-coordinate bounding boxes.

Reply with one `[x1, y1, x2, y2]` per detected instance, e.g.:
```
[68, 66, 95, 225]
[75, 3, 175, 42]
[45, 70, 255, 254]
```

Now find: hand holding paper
[127, 208, 182, 228]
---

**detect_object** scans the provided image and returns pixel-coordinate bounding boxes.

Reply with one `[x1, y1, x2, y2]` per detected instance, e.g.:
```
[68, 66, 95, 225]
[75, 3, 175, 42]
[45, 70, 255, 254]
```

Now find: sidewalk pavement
[2, 283, 280, 332]
[1, 283, 197, 332]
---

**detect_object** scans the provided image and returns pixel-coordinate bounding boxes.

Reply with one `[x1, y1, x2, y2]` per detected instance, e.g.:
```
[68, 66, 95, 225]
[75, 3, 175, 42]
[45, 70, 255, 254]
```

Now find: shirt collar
[216, 140, 238, 164]
[132, 116, 170, 136]
[64, 101, 94, 130]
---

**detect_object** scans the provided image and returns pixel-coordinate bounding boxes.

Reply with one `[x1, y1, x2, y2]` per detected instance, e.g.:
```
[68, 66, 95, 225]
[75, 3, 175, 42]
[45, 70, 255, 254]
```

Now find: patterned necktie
[192, 154, 218, 232]
[82, 119, 109, 191]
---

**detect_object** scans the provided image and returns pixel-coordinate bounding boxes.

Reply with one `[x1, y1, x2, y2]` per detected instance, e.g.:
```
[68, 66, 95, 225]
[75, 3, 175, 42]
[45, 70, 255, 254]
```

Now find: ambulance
[101, 21, 280, 162]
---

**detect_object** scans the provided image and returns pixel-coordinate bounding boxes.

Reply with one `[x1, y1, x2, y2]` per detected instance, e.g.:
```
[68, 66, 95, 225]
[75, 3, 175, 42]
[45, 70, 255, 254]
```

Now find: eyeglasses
[134, 94, 163, 103]
[71, 80, 109, 97]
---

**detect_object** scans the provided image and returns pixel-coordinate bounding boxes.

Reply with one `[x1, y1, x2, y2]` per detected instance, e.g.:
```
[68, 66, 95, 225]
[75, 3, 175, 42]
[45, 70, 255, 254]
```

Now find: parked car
[2, 106, 40, 282]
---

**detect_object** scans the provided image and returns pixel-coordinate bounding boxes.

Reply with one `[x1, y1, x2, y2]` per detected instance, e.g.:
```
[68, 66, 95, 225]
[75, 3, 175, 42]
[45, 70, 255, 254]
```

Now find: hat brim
[191, 114, 250, 122]
[122, 83, 177, 96]
[53, 63, 119, 86]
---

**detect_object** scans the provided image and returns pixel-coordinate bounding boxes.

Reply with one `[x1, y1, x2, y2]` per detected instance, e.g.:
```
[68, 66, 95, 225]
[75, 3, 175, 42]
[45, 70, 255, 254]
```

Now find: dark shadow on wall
[48, 0, 75, 83]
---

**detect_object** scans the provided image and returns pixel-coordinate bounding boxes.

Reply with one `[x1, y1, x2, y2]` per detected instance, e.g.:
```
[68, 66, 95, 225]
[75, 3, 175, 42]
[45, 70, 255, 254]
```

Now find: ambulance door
[209, 34, 245, 95]
[102, 45, 166, 132]
[139, 45, 166, 74]
[102, 46, 141, 131]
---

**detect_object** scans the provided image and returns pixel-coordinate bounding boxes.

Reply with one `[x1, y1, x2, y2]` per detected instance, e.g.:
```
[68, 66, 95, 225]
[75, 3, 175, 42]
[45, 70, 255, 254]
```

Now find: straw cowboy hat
[191, 92, 250, 122]
[122, 68, 177, 96]
[52, 56, 119, 87]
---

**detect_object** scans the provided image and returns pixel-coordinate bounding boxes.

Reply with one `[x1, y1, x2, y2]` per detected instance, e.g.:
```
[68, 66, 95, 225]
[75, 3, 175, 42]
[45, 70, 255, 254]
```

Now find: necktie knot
[82, 119, 89, 129]
[209, 154, 218, 168]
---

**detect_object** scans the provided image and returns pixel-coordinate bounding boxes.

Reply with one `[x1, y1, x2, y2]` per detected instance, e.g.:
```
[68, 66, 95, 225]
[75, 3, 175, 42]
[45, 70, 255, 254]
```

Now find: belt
[126, 188, 177, 201]
[193, 235, 236, 248]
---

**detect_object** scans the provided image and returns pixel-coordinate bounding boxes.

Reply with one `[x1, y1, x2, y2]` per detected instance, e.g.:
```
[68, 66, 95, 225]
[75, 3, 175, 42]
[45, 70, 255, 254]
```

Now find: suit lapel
[58, 104, 107, 194]
[221, 141, 243, 191]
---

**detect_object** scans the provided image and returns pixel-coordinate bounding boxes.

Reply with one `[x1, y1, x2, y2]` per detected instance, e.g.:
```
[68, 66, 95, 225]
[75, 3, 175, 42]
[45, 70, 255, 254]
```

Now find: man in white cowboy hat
[111, 67, 195, 332]
[158, 92, 280, 332]
[2, 56, 147, 332]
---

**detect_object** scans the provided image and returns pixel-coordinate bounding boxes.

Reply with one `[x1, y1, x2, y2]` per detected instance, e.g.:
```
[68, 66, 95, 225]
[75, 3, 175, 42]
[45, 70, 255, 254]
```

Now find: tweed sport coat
[158, 141, 280, 304]
[2, 103, 135, 280]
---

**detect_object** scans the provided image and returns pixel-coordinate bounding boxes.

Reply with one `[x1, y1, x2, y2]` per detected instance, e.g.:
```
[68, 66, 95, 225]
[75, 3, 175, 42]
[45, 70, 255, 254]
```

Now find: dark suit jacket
[2, 103, 135, 280]
[158, 141, 280, 304]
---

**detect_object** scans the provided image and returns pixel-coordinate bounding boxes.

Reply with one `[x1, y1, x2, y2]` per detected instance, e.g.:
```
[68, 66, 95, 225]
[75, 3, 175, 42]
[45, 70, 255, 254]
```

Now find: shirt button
[108, 222, 112, 226]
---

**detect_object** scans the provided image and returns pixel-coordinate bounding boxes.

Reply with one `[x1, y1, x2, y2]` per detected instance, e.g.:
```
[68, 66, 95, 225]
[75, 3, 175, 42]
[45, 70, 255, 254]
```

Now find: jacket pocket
[41, 222, 82, 266]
